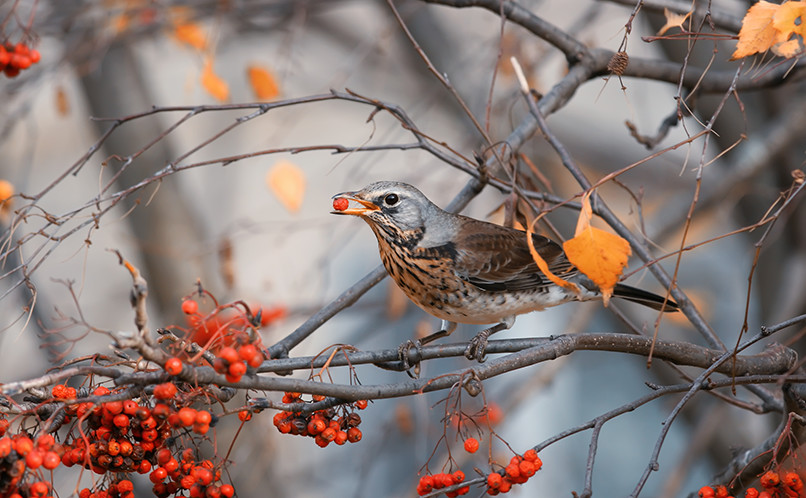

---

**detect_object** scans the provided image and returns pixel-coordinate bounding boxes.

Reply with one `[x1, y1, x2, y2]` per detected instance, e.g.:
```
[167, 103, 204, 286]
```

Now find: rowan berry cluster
[0, 379, 239, 498]
[0, 429, 57, 498]
[0, 42, 40, 78]
[698, 470, 804, 498]
[272, 392, 366, 447]
[211, 344, 263, 383]
[417, 470, 469, 497]
[485, 449, 543, 495]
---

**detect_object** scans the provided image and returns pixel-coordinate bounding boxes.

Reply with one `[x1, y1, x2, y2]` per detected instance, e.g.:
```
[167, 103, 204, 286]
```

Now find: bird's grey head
[331, 181, 443, 233]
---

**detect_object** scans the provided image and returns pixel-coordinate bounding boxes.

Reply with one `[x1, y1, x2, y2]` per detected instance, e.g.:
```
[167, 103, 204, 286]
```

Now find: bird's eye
[383, 193, 399, 206]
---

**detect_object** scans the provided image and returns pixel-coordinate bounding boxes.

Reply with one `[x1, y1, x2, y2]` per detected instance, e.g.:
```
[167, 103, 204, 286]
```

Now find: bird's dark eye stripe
[384, 193, 399, 206]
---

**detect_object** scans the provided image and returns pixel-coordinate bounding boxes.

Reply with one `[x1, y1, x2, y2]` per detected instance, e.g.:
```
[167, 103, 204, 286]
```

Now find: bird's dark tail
[613, 283, 679, 312]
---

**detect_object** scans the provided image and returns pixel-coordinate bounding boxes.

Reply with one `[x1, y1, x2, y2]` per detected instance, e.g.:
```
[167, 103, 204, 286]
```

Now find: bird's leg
[465, 317, 515, 362]
[398, 320, 457, 372]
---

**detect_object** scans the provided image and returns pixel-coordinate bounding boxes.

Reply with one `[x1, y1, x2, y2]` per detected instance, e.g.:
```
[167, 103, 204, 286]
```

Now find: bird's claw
[465, 330, 491, 362]
[398, 339, 423, 375]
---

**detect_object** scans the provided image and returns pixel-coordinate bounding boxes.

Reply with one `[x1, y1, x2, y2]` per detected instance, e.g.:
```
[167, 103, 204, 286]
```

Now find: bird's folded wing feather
[452, 221, 577, 292]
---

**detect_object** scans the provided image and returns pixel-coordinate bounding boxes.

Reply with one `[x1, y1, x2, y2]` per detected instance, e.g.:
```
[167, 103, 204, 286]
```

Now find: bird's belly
[380, 252, 573, 325]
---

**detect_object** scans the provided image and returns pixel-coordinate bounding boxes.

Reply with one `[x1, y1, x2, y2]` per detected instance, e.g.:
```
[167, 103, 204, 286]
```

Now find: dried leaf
[773, 1, 806, 39]
[266, 160, 306, 213]
[247, 65, 281, 100]
[174, 23, 207, 50]
[55, 85, 70, 116]
[201, 58, 229, 102]
[772, 38, 804, 58]
[732, 1, 791, 59]
[657, 8, 692, 35]
[526, 224, 579, 293]
[562, 192, 631, 305]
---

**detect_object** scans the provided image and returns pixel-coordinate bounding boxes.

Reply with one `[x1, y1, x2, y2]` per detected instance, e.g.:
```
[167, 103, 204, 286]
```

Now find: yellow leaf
[773, 1, 806, 39]
[657, 8, 691, 35]
[266, 160, 306, 213]
[562, 193, 631, 305]
[173, 23, 207, 50]
[526, 224, 579, 293]
[732, 1, 790, 59]
[200, 58, 229, 102]
[247, 65, 281, 100]
[772, 38, 804, 58]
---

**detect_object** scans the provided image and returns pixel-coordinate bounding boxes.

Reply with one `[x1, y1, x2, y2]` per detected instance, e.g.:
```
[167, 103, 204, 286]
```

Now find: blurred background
[0, 0, 804, 496]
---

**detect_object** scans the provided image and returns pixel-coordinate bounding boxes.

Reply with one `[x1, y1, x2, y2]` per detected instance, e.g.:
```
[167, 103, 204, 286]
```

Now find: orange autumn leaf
[201, 58, 229, 102]
[562, 193, 631, 305]
[174, 23, 207, 50]
[247, 65, 281, 100]
[266, 160, 306, 213]
[732, 0, 806, 59]
[526, 224, 579, 293]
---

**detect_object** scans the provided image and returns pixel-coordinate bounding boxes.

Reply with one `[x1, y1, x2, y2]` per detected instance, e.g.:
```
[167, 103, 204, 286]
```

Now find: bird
[331, 181, 678, 362]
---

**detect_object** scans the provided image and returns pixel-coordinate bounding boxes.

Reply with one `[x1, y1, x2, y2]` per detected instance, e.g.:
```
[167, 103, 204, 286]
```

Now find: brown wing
[451, 217, 578, 292]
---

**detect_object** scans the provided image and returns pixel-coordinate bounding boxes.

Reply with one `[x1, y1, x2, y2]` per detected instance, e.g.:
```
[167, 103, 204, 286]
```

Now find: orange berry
[760, 471, 780, 488]
[356, 399, 368, 410]
[464, 437, 479, 453]
[783, 472, 803, 490]
[195, 410, 212, 425]
[219, 346, 239, 365]
[43, 451, 60, 470]
[523, 449, 538, 462]
[165, 357, 183, 375]
[36, 434, 55, 450]
[178, 407, 197, 427]
[192, 422, 209, 434]
[698, 486, 715, 498]
[457, 485, 470, 495]
[25, 448, 44, 469]
[505, 463, 520, 479]
[519, 460, 536, 477]
[220, 484, 235, 497]
[307, 418, 326, 435]
[487, 473, 502, 490]
[714, 484, 729, 498]
[745, 489, 759, 498]
[347, 427, 362, 443]
[14, 436, 33, 455]
[29, 481, 49, 497]
[452, 470, 465, 483]
[123, 400, 139, 415]
[154, 382, 178, 399]
[113, 413, 130, 428]
[238, 410, 252, 422]
[228, 360, 247, 377]
[181, 299, 199, 314]
[321, 427, 337, 441]
[334, 430, 348, 445]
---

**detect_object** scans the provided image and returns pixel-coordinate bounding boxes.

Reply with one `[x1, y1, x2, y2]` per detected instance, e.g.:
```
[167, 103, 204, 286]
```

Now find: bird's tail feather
[613, 283, 679, 312]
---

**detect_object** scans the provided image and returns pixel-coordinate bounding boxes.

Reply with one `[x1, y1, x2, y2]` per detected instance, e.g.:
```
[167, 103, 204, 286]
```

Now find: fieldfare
[332, 181, 678, 362]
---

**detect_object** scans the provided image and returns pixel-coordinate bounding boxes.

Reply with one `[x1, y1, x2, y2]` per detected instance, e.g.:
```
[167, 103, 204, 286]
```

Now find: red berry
[165, 357, 183, 375]
[238, 410, 252, 422]
[43, 451, 61, 470]
[760, 471, 780, 488]
[347, 427, 362, 443]
[113, 413, 130, 427]
[219, 346, 239, 364]
[220, 484, 235, 497]
[332, 197, 349, 211]
[181, 299, 199, 314]
[463, 437, 479, 453]
[228, 361, 247, 377]
[25, 448, 44, 469]
[698, 486, 715, 498]
[487, 473, 502, 490]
